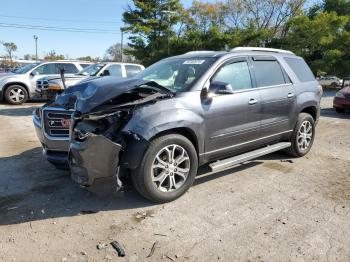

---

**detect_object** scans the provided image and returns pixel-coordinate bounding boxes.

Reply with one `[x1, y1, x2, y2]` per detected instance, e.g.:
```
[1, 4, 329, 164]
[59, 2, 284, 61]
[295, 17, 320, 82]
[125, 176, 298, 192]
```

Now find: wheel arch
[150, 127, 199, 155]
[300, 105, 317, 121]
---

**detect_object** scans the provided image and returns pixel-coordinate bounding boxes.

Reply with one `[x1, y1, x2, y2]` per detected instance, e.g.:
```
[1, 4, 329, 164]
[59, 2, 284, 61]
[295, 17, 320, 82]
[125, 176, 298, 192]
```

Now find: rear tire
[132, 134, 198, 203]
[335, 107, 345, 113]
[284, 113, 315, 157]
[5, 85, 28, 105]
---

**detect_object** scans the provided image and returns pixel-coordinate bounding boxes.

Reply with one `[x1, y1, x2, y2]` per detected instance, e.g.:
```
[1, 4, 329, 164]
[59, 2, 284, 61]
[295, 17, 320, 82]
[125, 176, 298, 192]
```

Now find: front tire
[132, 134, 198, 203]
[284, 113, 315, 157]
[5, 85, 28, 105]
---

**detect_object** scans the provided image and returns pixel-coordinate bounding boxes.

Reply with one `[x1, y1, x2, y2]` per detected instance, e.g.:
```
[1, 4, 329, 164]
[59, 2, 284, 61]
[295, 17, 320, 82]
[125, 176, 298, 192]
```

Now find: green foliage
[283, 11, 350, 77]
[44, 50, 65, 61]
[123, 0, 350, 76]
[123, 0, 183, 66]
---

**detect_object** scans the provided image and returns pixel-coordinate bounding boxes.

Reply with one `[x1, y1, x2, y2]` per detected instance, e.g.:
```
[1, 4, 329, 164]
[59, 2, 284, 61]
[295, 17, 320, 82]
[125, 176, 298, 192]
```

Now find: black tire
[48, 161, 70, 171]
[5, 85, 28, 105]
[335, 107, 345, 113]
[284, 113, 315, 157]
[132, 134, 198, 203]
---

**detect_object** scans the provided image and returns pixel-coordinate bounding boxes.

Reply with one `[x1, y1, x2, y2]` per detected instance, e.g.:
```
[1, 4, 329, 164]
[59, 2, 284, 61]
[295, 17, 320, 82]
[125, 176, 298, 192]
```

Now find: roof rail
[231, 47, 294, 55]
[185, 51, 216, 55]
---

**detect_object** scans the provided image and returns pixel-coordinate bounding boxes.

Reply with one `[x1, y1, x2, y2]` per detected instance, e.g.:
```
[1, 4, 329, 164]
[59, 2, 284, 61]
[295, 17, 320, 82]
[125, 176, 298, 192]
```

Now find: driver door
[203, 57, 261, 161]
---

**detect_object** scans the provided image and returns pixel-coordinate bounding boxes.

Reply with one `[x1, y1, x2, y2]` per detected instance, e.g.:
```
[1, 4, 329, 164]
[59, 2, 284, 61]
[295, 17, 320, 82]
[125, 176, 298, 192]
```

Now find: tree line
[123, 0, 350, 77]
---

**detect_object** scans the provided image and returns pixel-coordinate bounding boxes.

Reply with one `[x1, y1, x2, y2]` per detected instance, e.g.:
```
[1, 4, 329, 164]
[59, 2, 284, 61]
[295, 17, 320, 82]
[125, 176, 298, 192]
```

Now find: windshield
[77, 63, 105, 76]
[136, 57, 216, 92]
[13, 63, 39, 74]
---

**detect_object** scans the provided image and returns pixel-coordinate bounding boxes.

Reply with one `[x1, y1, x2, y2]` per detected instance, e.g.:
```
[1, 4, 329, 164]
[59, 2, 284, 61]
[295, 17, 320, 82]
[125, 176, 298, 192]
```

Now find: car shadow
[0, 106, 41, 117]
[321, 107, 350, 119]
[0, 147, 268, 226]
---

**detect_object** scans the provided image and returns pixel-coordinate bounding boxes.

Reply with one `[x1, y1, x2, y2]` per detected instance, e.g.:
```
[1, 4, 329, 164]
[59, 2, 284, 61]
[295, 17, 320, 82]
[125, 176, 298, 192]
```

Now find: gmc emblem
[61, 119, 72, 128]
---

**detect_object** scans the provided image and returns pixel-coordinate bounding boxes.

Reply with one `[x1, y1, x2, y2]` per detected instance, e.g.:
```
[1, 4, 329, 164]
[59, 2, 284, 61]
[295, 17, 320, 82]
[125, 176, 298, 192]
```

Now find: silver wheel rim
[151, 144, 190, 192]
[9, 88, 25, 103]
[297, 120, 313, 151]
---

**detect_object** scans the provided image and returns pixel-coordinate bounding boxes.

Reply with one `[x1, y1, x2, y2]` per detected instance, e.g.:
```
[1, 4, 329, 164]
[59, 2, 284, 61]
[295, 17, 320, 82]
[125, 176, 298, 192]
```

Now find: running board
[209, 142, 291, 173]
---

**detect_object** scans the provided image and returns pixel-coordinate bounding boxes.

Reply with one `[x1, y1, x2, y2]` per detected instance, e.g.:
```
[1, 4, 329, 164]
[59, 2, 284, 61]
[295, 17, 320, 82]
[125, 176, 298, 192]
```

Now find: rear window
[284, 57, 315, 82]
[252, 60, 287, 87]
[125, 65, 142, 77]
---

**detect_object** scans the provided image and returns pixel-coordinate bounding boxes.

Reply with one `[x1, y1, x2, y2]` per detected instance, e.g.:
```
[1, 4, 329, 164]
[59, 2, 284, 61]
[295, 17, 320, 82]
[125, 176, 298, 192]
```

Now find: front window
[77, 63, 105, 76]
[13, 63, 39, 74]
[136, 57, 216, 92]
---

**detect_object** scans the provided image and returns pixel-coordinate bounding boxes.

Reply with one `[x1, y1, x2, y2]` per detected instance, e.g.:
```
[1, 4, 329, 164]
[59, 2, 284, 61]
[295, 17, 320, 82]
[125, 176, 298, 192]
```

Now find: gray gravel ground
[0, 91, 349, 262]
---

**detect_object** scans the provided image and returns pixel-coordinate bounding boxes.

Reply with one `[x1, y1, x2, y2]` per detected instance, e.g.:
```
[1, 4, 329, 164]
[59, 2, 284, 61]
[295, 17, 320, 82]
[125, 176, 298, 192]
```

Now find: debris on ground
[280, 159, 294, 163]
[80, 210, 99, 215]
[110, 240, 126, 257]
[154, 233, 167, 237]
[97, 242, 108, 250]
[165, 255, 175, 261]
[146, 241, 158, 258]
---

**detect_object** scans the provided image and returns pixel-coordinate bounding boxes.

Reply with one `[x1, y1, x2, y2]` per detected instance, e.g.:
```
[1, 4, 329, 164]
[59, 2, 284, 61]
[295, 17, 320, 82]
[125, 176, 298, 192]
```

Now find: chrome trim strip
[201, 130, 293, 156]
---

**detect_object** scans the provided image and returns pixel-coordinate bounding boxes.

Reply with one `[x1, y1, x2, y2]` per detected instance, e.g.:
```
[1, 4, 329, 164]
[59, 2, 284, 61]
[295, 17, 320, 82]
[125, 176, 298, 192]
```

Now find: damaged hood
[55, 76, 170, 114]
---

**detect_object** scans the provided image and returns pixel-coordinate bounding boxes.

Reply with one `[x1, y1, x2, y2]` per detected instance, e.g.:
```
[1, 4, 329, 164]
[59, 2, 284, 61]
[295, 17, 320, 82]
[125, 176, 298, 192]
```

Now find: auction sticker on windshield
[183, 60, 205, 65]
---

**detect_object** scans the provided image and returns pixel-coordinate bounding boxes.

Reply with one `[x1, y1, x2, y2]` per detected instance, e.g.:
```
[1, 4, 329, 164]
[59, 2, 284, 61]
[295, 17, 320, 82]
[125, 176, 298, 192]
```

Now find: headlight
[336, 92, 345, 99]
[48, 85, 62, 91]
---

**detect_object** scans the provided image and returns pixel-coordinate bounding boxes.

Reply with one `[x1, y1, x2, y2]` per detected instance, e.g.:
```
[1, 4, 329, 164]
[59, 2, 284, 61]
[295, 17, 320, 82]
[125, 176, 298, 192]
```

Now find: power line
[0, 14, 123, 24]
[0, 22, 121, 34]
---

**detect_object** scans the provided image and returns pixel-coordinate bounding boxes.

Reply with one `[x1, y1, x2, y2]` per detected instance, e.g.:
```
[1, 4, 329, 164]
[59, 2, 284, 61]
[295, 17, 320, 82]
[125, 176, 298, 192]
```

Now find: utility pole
[33, 35, 38, 62]
[120, 28, 124, 62]
[161, 10, 177, 57]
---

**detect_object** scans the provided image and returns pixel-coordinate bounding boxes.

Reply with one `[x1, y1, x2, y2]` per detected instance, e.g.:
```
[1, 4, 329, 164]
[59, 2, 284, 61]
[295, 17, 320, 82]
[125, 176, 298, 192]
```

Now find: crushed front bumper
[69, 134, 122, 187]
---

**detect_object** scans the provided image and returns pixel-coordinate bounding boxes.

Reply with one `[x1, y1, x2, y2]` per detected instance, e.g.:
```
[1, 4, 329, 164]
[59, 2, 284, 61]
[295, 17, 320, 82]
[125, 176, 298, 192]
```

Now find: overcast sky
[0, 0, 214, 59]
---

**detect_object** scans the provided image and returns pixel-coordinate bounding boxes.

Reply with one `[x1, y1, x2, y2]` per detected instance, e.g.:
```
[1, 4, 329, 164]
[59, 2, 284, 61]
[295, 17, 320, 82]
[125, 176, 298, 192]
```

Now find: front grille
[37, 79, 49, 89]
[43, 109, 73, 138]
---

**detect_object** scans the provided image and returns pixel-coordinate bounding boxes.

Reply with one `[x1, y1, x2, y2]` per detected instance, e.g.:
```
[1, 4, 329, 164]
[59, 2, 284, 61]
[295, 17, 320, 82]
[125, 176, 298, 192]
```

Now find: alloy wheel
[9, 88, 25, 103]
[297, 120, 313, 151]
[151, 144, 190, 192]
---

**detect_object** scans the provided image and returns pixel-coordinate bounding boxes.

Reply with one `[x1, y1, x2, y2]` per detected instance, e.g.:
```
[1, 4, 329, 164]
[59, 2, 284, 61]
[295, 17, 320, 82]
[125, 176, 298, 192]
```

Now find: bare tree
[226, 0, 305, 35]
[2, 42, 17, 61]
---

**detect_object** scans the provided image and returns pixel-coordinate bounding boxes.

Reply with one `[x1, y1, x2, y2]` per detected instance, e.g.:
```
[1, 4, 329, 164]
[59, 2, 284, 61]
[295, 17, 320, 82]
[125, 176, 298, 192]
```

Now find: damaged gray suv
[65, 47, 322, 203]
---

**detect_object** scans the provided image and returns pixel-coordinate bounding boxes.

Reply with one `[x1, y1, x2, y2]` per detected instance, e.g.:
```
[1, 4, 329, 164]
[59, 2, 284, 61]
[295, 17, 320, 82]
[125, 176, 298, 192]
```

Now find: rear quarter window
[284, 57, 315, 82]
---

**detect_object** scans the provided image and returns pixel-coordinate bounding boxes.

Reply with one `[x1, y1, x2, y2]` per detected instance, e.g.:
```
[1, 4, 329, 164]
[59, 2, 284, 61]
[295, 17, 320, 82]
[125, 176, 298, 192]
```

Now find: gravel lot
[0, 91, 349, 262]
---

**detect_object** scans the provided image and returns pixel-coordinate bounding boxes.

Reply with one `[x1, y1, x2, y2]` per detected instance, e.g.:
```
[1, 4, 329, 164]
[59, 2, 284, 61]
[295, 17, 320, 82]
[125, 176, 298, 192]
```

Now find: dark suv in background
[35, 47, 322, 203]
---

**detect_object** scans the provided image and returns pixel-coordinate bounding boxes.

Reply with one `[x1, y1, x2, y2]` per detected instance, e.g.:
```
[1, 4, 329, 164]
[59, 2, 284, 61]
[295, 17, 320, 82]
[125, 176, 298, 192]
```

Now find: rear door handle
[248, 98, 258, 105]
[287, 93, 294, 98]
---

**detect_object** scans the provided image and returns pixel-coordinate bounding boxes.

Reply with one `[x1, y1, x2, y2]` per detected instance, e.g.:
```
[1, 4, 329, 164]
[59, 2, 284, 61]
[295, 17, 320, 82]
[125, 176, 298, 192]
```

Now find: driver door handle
[248, 98, 258, 105]
[287, 93, 295, 98]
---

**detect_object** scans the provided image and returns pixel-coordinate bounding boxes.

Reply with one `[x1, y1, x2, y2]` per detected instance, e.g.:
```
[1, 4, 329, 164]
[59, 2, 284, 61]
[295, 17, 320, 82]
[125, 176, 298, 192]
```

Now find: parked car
[318, 75, 342, 88]
[33, 63, 145, 169]
[34, 47, 322, 203]
[0, 61, 91, 104]
[36, 62, 145, 100]
[333, 77, 350, 113]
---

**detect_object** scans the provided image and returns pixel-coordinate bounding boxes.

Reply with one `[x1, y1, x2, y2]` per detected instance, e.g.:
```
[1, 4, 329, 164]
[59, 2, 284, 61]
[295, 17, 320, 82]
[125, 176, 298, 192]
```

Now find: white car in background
[36, 62, 145, 100]
[0, 61, 91, 104]
[318, 75, 342, 88]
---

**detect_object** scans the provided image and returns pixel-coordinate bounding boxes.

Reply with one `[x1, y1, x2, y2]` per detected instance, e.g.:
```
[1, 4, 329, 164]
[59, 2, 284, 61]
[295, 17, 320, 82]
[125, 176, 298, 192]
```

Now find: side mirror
[101, 70, 110, 76]
[30, 70, 40, 77]
[209, 81, 234, 95]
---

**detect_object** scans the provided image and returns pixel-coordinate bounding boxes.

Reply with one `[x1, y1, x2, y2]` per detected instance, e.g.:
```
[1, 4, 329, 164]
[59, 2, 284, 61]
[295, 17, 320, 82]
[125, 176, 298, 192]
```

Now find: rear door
[250, 56, 296, 138]
[203, 57, 262, 160]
